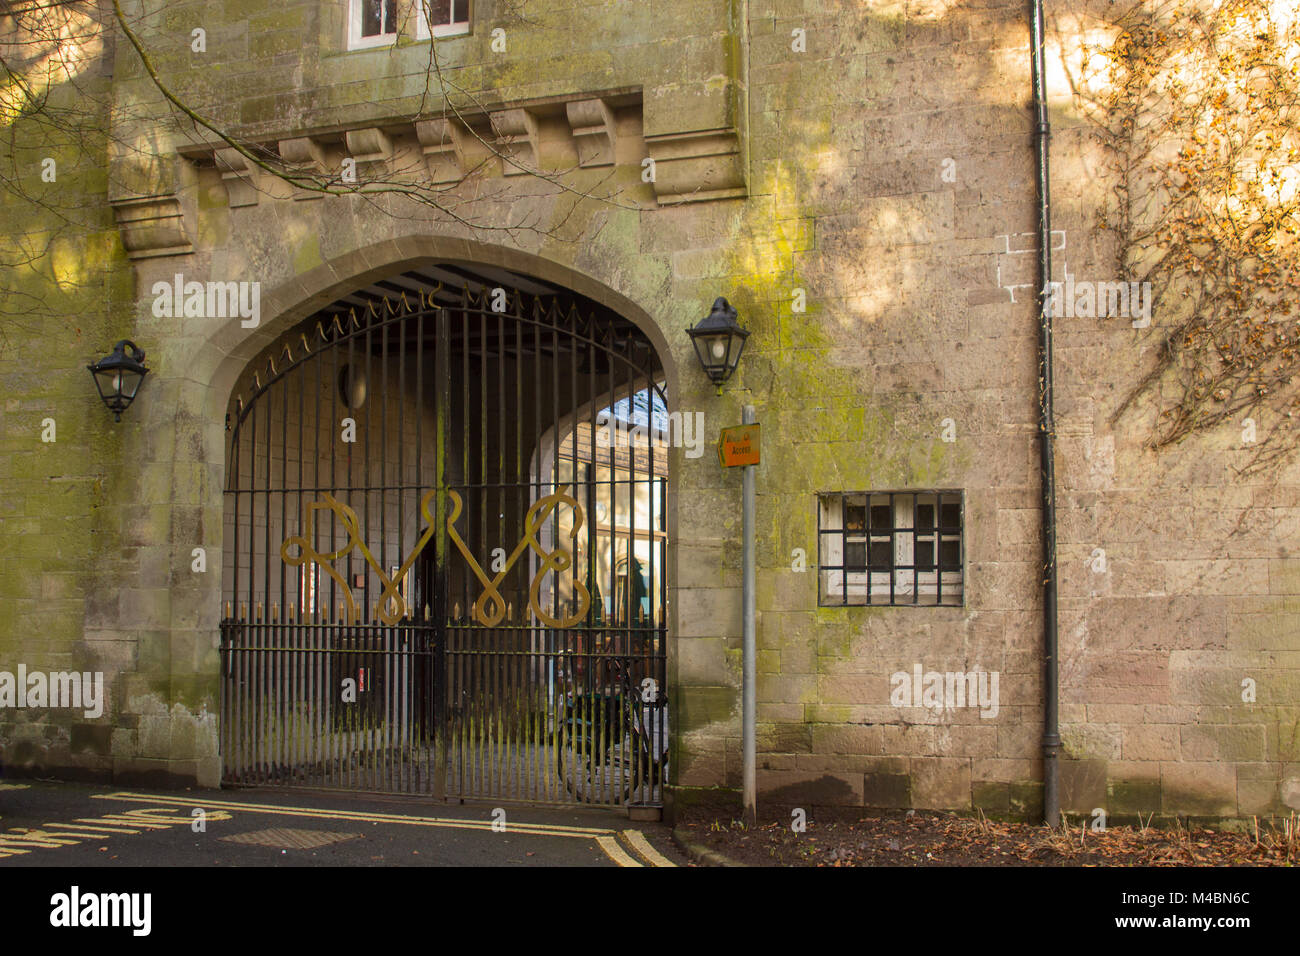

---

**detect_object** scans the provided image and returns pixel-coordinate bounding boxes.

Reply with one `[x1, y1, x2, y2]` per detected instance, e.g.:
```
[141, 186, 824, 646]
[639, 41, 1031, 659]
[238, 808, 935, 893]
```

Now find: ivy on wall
[1083, 0, 1300, 472]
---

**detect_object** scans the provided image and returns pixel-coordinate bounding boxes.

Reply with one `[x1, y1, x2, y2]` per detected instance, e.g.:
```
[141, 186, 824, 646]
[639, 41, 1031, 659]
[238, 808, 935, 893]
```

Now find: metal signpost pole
[742, 404, 757, 827]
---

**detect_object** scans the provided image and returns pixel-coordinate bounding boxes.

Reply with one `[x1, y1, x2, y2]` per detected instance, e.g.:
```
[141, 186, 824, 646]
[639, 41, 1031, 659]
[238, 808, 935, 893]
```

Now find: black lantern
[87, 340, 149, 422]
[687, 296, 748, 391]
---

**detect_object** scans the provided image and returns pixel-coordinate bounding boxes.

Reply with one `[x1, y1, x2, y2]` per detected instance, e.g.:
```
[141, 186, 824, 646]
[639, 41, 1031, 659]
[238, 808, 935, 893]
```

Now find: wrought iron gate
[220, 276, 669, 807]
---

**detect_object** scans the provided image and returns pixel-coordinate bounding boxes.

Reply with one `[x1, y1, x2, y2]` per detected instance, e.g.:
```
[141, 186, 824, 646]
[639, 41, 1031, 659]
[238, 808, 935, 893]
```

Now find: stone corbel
[451, 116, 500, 176]
[110, 195, 193, 260]
[213, 147, 260, 208]
[644, 128, 746, 205]
[494, 108, 540, 176]
[344, 127, 394, 179]
[278, 136, 328, 200]
[414, 119, 463, 185]
[564, 98, 617, 168]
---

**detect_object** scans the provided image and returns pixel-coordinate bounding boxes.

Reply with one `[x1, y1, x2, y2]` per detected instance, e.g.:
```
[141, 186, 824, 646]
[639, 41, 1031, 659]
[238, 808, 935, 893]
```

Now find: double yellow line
[92, 792, 675, 867]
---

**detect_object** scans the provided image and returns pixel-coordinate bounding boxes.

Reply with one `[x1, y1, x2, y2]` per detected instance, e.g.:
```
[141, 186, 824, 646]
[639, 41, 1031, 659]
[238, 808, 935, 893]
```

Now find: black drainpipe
[1030, 0, 1061, 829]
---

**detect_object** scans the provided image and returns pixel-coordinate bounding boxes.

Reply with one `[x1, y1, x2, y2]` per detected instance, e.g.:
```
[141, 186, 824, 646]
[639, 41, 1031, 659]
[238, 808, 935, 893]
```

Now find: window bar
[888, 492, 897, 606]
[912, 494, 919, 606]
[841, 497, 848, 606]
[935, 494, 946, 606]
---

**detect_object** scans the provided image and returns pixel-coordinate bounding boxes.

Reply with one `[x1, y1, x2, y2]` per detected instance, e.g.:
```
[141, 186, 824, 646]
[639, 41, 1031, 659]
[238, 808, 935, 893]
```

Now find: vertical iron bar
[434, 307, 451, 800]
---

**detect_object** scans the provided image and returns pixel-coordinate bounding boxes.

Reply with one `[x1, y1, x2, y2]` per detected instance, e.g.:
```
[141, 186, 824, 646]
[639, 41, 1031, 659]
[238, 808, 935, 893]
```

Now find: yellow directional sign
[718, 423, 761, 467]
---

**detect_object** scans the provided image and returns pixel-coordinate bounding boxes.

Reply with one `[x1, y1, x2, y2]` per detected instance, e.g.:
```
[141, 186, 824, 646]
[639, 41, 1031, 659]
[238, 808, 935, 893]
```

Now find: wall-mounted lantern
[686, 296, 748, 393]
[87, 340, 149, 422]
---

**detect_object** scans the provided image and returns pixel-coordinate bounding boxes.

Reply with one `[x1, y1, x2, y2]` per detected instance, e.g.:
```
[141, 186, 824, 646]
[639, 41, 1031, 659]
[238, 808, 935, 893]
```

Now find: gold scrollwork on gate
[280, 488, 590, 628]
[445, 489, 591, 628]
[281, 489, 437, 625]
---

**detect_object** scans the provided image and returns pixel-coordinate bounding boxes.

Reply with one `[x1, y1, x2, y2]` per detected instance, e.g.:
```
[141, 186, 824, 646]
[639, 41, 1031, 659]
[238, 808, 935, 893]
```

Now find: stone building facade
[0, 0, 1297, 822]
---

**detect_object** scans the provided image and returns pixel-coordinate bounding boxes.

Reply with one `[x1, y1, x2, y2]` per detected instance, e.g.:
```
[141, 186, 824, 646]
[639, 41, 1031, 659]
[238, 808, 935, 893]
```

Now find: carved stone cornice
[645, 128, 745, 205]
[344, 127, 394, 177]
[153, 90, 746, 218]
[565, 98, 617, 168]
[494, 108, 540, 176]
[213, 148, 259, 208]
[413, 119, 461, 184]
[278, 136, 328, 200]
[109, 194, 193, 260]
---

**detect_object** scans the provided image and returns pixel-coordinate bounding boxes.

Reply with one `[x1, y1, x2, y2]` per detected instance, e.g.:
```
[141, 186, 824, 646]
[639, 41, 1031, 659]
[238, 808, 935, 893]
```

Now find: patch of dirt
[678, 808, 1299, 867]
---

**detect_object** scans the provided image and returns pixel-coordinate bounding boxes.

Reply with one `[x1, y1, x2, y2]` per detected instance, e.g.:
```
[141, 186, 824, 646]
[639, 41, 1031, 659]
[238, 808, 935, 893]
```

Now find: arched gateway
[219, 262, 670, 808]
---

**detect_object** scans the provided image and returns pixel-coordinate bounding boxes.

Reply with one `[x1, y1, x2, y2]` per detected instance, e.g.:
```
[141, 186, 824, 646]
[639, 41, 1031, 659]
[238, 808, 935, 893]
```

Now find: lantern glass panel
[725, 331, 747, 370]
[93, 368, 119, 400]
[120, 369, 143, 400]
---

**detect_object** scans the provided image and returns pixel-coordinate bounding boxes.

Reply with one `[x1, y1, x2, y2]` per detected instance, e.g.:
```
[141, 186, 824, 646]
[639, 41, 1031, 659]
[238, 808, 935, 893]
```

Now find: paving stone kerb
[0, 0, 1297, 820]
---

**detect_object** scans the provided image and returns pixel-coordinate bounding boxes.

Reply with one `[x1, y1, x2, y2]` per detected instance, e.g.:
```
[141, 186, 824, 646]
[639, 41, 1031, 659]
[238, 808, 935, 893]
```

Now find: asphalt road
[0, 780, 687, 867]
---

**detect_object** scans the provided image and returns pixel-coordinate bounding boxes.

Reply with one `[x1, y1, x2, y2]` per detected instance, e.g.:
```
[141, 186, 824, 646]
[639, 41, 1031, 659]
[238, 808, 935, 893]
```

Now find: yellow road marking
[91, 791, 675, 867]
[78, 814, 174, 831]
[0, 807, 231, 860]
[596, 835, 642, 867]
[622, 829, 676, 867]
[1, 830, 80, 848]
[93, 791, 617, 838]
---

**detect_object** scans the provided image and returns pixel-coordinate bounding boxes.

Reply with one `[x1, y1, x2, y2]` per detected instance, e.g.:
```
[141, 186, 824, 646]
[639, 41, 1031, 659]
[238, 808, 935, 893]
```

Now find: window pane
[613, 473, 631, 527]
[423, 0, 469, 30]
[361, 0, 382, 36]
[845, 542, 866, 571]
[593, 465, 612, 526]
[360, 0, 396, 37]
[821, 496, 844, 531]
[427, 0, 452, 26]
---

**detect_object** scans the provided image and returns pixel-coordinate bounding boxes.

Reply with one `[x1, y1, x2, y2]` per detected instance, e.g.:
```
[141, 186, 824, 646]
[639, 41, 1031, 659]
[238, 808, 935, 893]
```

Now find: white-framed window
[818, 491, 964, 606]
[348, 0, 398, 50]
[413, 0, 471, 39]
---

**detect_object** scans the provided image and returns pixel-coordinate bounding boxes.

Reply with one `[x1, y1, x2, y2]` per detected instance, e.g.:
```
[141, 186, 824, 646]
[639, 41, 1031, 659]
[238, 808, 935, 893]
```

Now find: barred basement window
[818, 491, 963, 606]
